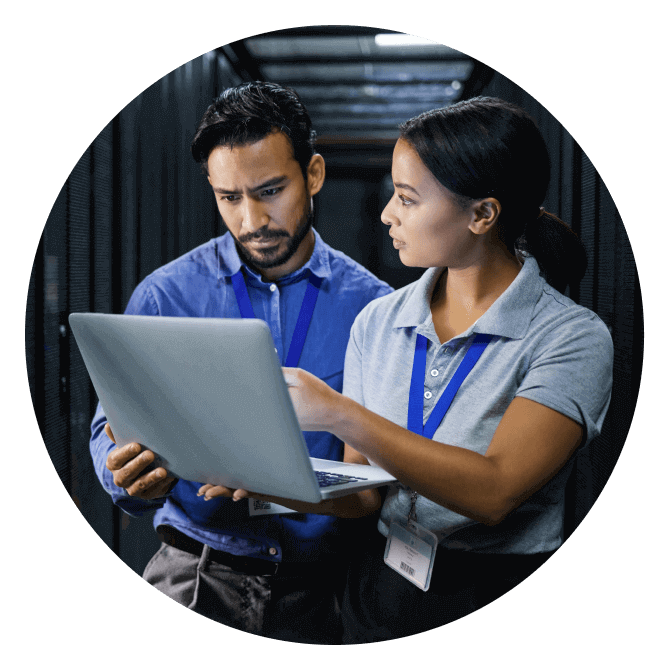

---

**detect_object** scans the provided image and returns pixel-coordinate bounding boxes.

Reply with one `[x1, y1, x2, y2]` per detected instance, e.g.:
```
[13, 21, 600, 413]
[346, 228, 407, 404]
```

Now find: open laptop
[69, 313, 396, 503]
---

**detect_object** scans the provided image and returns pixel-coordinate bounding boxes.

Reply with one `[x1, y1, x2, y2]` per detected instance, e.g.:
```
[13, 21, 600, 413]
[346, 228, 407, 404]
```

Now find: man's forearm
[234, 487, 381, 519]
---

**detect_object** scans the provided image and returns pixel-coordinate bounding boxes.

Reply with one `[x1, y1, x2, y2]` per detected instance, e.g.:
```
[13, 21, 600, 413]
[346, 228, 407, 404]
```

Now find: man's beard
[232, 200, 313, 272]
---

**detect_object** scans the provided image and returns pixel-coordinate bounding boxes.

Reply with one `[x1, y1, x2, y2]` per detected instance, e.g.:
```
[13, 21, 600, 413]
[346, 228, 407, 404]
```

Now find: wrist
[326, 391, 354, 436]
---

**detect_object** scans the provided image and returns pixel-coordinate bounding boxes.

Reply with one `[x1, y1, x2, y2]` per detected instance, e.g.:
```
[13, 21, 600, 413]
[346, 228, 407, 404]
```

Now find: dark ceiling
[217, 26, 494, 148]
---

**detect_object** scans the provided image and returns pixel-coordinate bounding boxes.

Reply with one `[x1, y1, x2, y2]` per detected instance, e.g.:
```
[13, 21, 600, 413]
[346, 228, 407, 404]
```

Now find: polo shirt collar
[393, 256, 544, 341]
[216, 228, 331, 284]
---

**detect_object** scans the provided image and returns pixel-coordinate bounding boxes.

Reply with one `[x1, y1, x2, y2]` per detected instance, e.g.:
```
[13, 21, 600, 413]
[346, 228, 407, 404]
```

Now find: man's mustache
[238, 228, 290, 244]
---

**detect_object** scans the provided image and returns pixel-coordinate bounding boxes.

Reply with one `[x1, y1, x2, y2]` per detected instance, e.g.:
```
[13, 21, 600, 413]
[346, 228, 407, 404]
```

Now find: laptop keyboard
[315, 470, 369, 488]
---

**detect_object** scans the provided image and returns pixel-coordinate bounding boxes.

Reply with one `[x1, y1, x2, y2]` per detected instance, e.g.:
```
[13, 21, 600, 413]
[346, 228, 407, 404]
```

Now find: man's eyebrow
[394, 182, 420, 196]
[212, 176, 287, 195]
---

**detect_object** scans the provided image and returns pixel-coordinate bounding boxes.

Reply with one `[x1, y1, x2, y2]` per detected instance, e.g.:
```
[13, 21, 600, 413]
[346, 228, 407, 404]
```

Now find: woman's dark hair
[191, 81, 317, 178]
[399, 97, 587, 293]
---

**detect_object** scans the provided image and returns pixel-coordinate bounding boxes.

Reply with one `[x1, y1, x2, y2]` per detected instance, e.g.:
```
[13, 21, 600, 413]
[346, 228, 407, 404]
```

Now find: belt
[156, 525, 319, 578]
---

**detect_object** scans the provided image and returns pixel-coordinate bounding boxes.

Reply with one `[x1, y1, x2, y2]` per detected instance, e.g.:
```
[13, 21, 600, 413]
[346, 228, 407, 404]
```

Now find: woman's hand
[282, 367, 340, 432]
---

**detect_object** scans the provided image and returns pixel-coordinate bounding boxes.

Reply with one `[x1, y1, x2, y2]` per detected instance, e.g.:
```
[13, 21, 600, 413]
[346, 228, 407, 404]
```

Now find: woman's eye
[398, 194, 413, 206]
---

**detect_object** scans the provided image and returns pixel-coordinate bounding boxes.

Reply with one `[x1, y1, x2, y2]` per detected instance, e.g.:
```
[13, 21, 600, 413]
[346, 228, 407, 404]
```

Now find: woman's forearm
[328, 394, 505, 524]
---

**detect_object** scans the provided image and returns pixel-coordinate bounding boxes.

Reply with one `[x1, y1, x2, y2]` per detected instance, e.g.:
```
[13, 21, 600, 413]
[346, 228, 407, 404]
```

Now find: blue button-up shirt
[89, 230, 392, 563]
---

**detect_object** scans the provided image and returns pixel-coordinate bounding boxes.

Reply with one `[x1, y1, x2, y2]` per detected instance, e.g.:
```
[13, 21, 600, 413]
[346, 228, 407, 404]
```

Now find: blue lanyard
[230, 268, 322, 367]
[407, 332, 493, 439]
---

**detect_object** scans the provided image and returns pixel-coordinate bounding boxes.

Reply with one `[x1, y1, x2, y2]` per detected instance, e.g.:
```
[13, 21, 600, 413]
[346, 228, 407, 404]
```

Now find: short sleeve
[516, 312, 614, 447]
[342, 311, 366, 405]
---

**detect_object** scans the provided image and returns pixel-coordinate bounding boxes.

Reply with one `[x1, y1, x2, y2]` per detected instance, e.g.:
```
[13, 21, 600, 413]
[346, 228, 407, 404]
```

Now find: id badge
[248, 499, 298, 516]
[384, 520, 438, 591]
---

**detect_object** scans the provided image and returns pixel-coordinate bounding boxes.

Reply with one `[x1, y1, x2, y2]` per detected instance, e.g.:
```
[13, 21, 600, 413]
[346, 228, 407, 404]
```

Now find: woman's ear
[468, 198, 501, 235]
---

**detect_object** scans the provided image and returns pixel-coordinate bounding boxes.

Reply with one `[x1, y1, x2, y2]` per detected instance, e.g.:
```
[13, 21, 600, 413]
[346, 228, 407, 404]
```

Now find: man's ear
[306, 154, 326, 197]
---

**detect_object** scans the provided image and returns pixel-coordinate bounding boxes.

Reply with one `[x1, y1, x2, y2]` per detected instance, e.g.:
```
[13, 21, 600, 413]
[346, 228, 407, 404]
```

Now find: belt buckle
[237, 553, 280, 577]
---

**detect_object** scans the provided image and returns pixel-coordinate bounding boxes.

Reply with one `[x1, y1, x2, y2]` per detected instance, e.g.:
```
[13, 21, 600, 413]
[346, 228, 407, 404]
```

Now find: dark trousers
[143, 542, 343, 644]
[342, 532, 553, 643]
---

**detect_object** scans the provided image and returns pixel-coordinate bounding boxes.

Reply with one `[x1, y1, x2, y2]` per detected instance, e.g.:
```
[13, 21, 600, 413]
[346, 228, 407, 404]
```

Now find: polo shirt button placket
[428, 368, 440, 404]
[424, 347, 440, 407]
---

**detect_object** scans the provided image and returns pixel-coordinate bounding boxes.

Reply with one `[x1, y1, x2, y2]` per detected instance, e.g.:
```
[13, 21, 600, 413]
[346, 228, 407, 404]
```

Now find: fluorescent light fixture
[374, 34, 438, 47]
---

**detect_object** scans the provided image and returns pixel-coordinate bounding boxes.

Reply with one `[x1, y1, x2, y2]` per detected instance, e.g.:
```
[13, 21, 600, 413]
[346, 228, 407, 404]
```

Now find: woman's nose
[380, 199, 395, 227]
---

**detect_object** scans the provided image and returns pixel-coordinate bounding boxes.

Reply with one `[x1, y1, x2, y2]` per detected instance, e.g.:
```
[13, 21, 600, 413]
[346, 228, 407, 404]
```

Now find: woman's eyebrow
[394, 182, 420, 196]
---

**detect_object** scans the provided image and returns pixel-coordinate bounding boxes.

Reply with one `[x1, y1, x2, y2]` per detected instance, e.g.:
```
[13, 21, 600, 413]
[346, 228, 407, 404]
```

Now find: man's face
[207, 131, 324, 279]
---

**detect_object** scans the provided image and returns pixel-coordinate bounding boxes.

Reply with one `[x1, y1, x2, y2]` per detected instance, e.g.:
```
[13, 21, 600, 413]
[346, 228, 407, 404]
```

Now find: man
[89, 81, 392, 643]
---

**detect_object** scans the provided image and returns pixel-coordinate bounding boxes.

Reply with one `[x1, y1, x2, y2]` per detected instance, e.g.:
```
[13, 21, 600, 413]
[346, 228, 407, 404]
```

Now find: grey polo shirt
[343, 257, 613, 554]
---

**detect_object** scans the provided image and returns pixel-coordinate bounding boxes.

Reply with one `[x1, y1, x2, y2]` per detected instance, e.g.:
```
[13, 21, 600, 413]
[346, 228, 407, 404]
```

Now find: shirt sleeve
[88, 279, 170, 517]
[342, 310, 366, 405]
[515, 311, 614, 447]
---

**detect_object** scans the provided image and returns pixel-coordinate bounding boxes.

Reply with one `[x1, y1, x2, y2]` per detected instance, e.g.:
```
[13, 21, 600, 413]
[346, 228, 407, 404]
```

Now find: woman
[201, 97, 613, 642]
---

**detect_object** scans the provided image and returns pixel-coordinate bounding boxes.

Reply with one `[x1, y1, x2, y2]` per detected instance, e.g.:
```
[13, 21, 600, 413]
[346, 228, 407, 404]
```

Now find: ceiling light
[374, 34, 438, 47]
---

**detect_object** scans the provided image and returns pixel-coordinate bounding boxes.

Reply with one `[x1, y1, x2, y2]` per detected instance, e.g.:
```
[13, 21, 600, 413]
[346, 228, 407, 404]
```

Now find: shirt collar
[393, 256, 544, 341]
[216, 228, 331, 284]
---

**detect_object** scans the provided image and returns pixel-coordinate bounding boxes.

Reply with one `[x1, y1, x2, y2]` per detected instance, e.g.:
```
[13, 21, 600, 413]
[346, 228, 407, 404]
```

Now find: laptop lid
[69, 313, 394, 503]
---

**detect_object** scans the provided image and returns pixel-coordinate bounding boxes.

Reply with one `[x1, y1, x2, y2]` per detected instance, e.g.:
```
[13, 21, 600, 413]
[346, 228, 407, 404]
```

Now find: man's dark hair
[191, 81, 317, 177]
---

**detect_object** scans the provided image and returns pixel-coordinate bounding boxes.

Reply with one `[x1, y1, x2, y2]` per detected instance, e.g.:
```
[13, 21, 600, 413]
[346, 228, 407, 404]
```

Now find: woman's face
[381, 138, 479, 269]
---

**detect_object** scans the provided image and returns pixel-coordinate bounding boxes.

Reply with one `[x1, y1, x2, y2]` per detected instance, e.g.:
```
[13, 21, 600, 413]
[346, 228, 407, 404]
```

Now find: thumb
[104, 422, 117, 444]
[281, 368, 300, 386]
[282, 367, 298, 387]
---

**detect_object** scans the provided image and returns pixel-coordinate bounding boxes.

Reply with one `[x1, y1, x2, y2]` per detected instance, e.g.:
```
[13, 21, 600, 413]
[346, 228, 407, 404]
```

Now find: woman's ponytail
[516, 209, 587, 293]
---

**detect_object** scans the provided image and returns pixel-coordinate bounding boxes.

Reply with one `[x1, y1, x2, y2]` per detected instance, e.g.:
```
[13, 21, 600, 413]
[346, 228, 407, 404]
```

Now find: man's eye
[262, 187, 281, 197]
[220, 195, 238, 202]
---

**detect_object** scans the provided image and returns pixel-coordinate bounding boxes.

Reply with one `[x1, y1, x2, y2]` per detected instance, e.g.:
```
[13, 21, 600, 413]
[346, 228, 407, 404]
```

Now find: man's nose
[240, 199, 269, 234]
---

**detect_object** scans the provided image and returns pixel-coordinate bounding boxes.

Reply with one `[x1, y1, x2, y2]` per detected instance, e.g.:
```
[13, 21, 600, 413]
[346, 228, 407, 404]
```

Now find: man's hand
[104, 423, 177, 499]
[197, 484, 251, 501]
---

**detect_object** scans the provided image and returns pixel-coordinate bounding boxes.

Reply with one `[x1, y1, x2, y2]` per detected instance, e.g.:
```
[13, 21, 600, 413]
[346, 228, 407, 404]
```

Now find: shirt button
[430, 369, 439, 377]
[424, 391, 432, 400]
[270, 284, 277, 292]
[268, 547, 278, 556]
